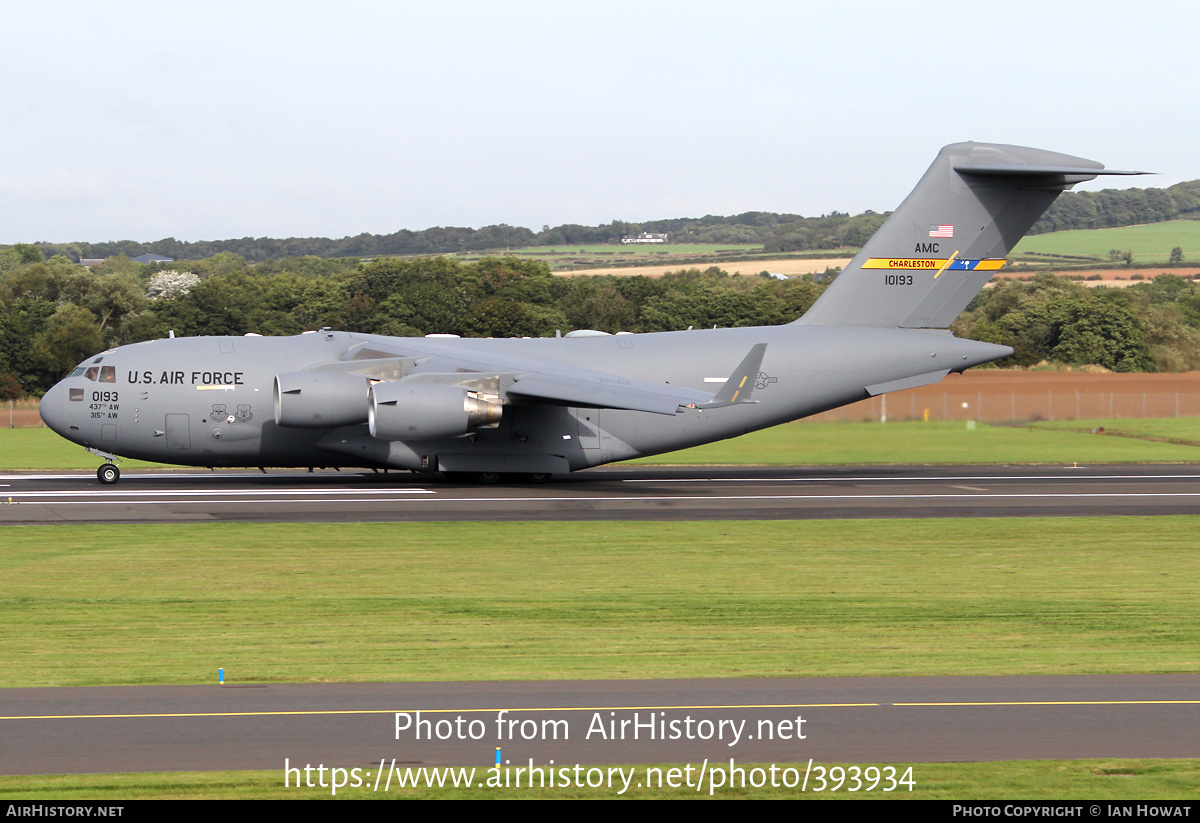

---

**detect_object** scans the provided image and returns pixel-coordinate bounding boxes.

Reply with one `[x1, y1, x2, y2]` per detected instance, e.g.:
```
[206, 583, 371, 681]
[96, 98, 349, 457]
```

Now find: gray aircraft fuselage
[38, 325, 1008, 476]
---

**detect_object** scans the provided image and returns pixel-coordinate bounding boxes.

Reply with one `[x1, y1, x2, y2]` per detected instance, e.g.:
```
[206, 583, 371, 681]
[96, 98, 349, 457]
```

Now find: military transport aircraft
[40, 142, 1142, 484]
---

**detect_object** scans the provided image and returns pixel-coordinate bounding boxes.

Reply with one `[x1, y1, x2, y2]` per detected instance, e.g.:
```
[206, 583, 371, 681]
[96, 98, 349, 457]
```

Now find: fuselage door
[165, 414, 191, 450]
[571, 409, 601, 450]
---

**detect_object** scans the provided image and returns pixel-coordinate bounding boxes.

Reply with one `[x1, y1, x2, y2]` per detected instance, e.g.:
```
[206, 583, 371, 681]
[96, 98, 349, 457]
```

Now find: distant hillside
[21, 180, 1200, 263]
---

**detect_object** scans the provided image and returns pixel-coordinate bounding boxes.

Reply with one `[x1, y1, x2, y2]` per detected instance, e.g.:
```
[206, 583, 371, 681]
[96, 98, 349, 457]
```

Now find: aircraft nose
[39, 381, 73, 438]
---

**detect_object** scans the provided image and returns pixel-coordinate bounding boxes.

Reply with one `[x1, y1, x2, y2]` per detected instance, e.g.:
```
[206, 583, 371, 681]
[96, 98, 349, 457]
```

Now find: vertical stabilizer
[797, 142, 1145, 328]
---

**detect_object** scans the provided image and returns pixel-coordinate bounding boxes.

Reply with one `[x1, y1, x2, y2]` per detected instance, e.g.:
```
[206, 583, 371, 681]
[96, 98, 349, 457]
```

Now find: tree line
[955, 272, 1200, 373]
[1032, 179, 1200, 234]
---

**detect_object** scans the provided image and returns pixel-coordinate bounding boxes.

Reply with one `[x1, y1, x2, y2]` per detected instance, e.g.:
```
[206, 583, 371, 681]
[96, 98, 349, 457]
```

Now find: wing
[325, 337, 768, 416]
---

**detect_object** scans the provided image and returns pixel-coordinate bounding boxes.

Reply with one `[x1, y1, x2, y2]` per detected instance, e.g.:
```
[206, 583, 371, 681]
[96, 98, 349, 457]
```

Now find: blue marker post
[495, 747, 501, 767]
[219, 668, 224, 685]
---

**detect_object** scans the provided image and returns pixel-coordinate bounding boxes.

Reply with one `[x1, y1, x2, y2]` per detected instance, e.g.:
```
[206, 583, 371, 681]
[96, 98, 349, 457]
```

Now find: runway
[2, 464, 1200, 524]
[2, 675, 1197, 776]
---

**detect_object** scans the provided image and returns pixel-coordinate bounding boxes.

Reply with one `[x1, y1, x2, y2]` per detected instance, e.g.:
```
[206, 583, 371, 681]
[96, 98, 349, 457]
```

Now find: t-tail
[797, 142, 1146, 329]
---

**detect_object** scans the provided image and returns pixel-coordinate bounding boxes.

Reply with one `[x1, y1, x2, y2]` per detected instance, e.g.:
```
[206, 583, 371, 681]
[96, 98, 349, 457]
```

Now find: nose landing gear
[87, 448, 123, 485]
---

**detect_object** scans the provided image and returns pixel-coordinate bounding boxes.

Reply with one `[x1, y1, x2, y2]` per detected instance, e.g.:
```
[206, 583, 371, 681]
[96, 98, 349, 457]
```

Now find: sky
[1, 0, 1196, 245]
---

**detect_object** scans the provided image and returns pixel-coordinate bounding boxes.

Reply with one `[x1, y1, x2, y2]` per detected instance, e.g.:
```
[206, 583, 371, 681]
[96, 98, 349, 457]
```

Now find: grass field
[2, 759, 1197, 800]
[1028, 417, 1200, 445]
[631, 419, 1200, 465]
[1014, 219, 1200, 263]
[476, 243, 764, 256]
[457, 221, 1198, 273]
[0, 429, 169, 471]
[5, 419, 1200, 473]
[4, 517, 1198, 687]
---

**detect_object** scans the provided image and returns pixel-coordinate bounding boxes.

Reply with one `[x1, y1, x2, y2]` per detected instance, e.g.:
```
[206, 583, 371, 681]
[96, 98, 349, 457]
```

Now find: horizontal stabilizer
[955, 164, 1147, 181]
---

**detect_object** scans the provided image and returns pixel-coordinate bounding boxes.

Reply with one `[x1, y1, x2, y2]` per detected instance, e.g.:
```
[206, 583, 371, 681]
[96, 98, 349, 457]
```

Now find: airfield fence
[809, 372, 1200, 423]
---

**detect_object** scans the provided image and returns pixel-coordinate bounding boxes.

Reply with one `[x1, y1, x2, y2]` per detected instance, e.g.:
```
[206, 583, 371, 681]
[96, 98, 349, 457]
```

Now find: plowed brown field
[992, 268, 1200, 288]
[555, 257, 852, 278]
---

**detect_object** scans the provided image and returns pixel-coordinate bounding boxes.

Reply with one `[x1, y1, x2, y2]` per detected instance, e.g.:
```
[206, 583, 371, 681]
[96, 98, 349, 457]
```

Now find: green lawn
[0, 429, 169, 471]
[1029, 417, 1200, 446]
[629, 419, 1200, 465]
[6, 420, 1200, 473]
[3, 518, 1198, 687]
[2, 759, 1197, 800]
[1013, 219, 1200, 262]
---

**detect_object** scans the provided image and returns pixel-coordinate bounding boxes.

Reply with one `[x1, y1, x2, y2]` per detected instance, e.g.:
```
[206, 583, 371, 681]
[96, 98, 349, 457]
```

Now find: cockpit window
[68, 364, 114, 383]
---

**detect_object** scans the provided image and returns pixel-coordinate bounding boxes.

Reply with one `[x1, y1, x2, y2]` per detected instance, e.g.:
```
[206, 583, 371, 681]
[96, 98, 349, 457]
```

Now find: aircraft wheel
[525, 473, 552, 484]
[475, 471, 501, 484]
[97, 463, 120, 485]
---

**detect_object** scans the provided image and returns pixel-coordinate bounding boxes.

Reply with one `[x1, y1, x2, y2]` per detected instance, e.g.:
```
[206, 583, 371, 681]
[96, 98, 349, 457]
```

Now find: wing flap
[507, 373, 710, 415]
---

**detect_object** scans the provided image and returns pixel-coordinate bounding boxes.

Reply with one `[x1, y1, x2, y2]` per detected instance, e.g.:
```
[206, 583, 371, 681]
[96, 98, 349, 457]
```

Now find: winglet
[689, 343, 767, 410]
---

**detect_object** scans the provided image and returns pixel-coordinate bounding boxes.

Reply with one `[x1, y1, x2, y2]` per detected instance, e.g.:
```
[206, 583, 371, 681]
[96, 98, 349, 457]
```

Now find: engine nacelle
[368, 382, 502, 441]
[274, 371, 372, 428]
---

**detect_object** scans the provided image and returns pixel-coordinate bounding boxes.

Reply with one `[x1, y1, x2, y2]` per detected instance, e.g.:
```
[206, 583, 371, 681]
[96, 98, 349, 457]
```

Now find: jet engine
[273, 371, 372, 428]
[368, 382, 502, 441]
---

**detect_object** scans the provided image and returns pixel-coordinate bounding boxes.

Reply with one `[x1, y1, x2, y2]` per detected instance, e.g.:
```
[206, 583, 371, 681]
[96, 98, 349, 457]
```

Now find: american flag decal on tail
[929, 224, 954, 238]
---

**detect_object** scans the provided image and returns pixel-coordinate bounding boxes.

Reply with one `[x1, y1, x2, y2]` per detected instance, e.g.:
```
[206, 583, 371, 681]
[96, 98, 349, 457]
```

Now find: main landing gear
[442, 471, 552, 484]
